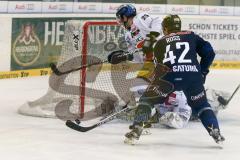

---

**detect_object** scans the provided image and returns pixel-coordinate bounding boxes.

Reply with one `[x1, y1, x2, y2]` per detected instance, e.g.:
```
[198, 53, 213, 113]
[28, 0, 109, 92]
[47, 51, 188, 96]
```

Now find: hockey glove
[142, 31, 159, 54]
[107, 50, 133, 64]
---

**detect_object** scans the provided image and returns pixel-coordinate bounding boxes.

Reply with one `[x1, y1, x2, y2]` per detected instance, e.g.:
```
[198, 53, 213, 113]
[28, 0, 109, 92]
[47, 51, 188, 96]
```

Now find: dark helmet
[116, 4, 136, 20]
[162, 14, 181, 32]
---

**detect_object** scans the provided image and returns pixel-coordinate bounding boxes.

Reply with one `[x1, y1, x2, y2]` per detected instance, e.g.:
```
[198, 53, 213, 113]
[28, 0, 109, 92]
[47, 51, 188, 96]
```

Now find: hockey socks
[199, 109, 225, 143]
[199, 109, 219, 132]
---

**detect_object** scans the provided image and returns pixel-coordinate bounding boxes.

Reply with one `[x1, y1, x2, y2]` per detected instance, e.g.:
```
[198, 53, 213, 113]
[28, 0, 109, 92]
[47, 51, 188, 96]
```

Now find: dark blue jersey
[153, 31, 215, 89]
[150, 31, 221, 136]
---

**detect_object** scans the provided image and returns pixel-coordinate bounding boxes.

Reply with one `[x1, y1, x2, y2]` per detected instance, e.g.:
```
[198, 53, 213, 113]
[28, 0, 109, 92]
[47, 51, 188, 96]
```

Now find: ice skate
[142, 122, 152, 135]
[209, 128, 225, 144]
[142, 111, 160, 135]
[124, 124, 143, 145]
[128, 113, 158, 136]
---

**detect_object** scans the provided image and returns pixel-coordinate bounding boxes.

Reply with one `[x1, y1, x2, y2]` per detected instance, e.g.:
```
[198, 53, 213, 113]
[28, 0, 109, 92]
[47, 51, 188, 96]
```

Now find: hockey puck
[75, 119, 81, 125]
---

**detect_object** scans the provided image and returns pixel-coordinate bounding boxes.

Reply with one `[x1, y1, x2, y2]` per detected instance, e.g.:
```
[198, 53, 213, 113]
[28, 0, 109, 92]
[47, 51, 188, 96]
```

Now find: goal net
[18, 20, 139, 119]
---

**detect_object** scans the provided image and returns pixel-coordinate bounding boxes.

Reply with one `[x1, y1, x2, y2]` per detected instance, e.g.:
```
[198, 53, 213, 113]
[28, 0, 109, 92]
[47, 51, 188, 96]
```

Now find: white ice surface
[0, 70, 240, 160]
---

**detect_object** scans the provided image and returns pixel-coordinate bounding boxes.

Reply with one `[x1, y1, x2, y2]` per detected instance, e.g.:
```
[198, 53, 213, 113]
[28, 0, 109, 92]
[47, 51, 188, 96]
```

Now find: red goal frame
[80, 21, 119, 118]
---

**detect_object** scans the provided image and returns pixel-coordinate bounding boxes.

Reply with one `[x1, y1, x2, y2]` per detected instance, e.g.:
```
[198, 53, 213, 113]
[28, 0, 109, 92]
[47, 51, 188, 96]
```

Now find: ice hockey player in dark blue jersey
[124, 14, 225, 145]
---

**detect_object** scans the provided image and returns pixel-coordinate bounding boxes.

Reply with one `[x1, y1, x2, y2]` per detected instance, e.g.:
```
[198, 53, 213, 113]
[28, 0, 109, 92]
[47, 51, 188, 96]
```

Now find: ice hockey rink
[0, 69, 239, 160]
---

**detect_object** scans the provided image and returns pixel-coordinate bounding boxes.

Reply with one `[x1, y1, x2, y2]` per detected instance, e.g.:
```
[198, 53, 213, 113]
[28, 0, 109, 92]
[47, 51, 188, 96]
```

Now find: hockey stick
[65, 104, 132, 132]
[50, 60, 108, 76]
[217, 84, 240, 106]
[50, 49, 142, 76]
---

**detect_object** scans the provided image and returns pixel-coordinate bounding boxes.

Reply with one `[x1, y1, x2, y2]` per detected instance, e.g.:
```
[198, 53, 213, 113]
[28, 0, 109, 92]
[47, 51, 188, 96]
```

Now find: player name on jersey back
[162, 31, 200, 73]
[172, 65, 198, 72]
[166, 36, 180, 43]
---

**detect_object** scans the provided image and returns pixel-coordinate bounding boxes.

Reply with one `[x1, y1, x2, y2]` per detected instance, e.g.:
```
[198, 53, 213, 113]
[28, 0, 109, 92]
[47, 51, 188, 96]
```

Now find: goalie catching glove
[107, 50, 134, 64]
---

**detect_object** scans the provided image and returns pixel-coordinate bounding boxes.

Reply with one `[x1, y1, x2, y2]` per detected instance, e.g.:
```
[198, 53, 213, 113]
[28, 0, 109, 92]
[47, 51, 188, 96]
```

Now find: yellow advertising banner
[0, 68, 51, 79]
[211, 61, 240, 69]
[1, 60, 240, 79]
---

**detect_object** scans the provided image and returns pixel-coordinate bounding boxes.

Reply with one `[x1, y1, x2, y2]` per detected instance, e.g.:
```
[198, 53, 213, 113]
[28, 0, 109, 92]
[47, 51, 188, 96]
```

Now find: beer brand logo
[13, 24, 41, 66]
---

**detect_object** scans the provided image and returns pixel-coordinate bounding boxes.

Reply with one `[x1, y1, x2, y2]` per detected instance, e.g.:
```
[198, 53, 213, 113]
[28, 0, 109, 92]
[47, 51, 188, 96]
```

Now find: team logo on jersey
[12, 24, 41, 66]
[127, 24, 144, 49]
[130, 24, 140, 37]
[191, 91, 205, 101]
[130, 24, 141, 38]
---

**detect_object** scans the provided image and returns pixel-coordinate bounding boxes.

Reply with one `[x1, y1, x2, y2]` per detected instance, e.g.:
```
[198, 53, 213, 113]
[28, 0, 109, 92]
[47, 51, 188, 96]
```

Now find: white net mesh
[18, 20, 138, 119]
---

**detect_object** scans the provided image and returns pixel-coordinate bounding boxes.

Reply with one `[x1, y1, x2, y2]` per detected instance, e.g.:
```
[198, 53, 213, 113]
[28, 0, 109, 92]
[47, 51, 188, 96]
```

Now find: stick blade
[50, 63, 62, 76]
[65, 120, 97, 132]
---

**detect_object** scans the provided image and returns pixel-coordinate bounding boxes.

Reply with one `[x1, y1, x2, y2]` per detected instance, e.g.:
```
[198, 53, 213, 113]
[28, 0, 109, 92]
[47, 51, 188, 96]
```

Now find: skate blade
[215, 142, 224, 149]
[124, 137, 136, 145]
[216, 140, 224, 146]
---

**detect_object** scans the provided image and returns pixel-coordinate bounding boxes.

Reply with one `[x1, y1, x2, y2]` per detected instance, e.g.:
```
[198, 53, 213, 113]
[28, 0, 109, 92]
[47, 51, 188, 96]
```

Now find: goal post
[18, 20, 136, 119]
[80, 21, 124, 117]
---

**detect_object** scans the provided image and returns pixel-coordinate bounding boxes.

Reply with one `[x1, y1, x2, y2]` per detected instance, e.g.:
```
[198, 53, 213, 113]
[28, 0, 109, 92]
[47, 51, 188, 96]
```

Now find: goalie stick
[65, 104, 132, 132]
[217, 84, 240, 106]
[50, 49, 142, 76]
